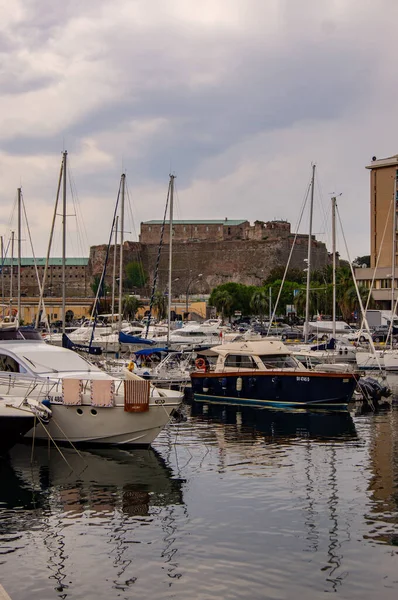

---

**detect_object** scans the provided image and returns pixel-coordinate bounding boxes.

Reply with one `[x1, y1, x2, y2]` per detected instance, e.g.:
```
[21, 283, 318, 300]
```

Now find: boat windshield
[20, 348, 98, 374]
[258, 354, 298, 369]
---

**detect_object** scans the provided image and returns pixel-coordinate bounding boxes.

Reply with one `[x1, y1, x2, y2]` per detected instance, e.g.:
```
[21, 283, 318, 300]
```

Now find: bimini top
[210, 340, 291, 356]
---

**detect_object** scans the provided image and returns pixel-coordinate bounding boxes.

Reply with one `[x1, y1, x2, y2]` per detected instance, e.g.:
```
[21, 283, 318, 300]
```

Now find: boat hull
[0, 410, 35, 454]
[25, 402, 179, 446]
[190, 370, 358, 409]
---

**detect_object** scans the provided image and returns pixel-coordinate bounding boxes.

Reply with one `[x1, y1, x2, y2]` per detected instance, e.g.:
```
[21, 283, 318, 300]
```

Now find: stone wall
[1, 264, 90, 297]
[89, 234, 328, 295]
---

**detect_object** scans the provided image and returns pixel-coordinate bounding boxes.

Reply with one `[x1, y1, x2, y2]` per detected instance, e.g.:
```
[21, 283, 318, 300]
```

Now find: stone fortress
[0, 219, 328, 299]
[90, 218, 329, 295]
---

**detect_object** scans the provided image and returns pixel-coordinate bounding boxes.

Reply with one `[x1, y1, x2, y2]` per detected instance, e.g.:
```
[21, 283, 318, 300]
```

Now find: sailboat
[0, 155, 183, 446]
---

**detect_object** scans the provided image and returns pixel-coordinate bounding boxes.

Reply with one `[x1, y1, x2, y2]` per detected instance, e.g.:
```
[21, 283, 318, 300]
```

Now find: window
[206, 226, 209, 232]
[0, 353, 22, 373]
[224, 354, 258, 369]
[228, 227, 231, 235]
[258, 354, 298, 369]
[194, 226, 198, 232]
[148, 226, 151, 232]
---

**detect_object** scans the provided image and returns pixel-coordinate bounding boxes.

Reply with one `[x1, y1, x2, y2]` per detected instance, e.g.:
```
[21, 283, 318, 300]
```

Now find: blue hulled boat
[190, 340, 358, 409]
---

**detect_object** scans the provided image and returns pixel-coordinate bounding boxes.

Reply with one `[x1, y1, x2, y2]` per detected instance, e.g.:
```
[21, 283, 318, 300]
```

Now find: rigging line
[21, 194, 47, 319]
[124, 181, 149, 298]
[125, 182, 147, 284]
[125, 181, 138, 240]
[335, 205, 382, 370]
[6, 192, 18, 230]
[88, 178, 122, 348]
[358, 192, 392, 332]
[173, 180, 195, 277]
[314, 167, 332, 253]
[145, 179, 171, 338]
[67, 165, 84, 259]
[67, 160, 89, 259]
[266, 174, 312, 335]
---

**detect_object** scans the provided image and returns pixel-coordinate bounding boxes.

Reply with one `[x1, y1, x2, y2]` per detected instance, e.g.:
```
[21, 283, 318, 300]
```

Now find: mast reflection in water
[1, 405, 398, 599]
[0, 445, 185, 599]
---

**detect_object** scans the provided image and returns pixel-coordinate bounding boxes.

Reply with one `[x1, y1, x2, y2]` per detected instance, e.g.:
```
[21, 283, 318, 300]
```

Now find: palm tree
[122, 295, 141, 320]
[153, 291, 168, 321]
[212, 289, 233, 323]
[250, 289, 268, 325]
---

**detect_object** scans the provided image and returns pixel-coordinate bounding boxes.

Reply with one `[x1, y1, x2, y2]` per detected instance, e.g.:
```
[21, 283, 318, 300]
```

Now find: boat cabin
[208, 340, 307, 372]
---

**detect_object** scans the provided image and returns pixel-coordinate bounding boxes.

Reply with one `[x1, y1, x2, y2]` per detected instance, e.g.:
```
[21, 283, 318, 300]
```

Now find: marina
[1, 3, 398, 597]
[0, 402, 397, 599]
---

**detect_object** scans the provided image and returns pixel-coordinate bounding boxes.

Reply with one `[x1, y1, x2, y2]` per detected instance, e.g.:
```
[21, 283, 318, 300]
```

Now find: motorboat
[190, 340, 358, 409]
[0, 339, 182, 446]
[0, 396, 51, 454]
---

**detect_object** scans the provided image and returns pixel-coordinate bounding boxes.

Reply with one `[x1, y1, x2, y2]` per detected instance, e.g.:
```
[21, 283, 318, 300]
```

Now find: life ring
[127, 361, 135, 372]
[195, 358, 206, 371]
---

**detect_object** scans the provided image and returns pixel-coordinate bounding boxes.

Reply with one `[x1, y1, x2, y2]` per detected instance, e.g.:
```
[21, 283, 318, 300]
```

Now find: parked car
[281, 328, 304, 342]
[372, 329, 398, 343]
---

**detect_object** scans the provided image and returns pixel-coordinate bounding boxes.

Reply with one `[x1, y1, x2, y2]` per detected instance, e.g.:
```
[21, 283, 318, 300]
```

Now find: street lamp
[185, 274, 203, 316]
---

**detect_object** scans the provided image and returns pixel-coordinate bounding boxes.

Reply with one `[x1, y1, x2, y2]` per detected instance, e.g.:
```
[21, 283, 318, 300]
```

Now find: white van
[306, 320, 354, 334]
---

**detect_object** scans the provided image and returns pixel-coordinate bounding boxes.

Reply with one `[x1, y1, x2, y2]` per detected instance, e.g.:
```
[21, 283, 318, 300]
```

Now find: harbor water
[1, 402, 398, 599]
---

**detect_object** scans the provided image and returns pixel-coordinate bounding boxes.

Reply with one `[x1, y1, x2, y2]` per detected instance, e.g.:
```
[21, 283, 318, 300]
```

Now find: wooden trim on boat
[191, 370, 358, 380]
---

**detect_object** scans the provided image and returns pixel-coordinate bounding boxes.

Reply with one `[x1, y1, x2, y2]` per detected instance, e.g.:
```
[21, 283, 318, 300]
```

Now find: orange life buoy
[195, 358, 206, 371]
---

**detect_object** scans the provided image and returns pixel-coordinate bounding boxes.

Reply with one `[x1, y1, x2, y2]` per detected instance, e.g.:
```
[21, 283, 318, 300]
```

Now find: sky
[1, 0, 397, 260]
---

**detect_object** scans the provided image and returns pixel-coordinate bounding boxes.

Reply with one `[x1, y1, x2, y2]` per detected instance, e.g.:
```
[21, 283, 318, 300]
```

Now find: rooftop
[1, 258, 89, 267]
[142, 219, 248, 226]
[366, 154, 398, 169]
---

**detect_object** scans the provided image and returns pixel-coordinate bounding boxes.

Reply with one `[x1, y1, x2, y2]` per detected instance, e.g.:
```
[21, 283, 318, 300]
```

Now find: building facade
[355, 155, 398, 308]
[0, 258, 90, 298]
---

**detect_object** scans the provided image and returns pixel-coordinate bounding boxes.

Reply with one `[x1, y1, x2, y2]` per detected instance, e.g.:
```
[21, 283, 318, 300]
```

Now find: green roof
[2, 258, 89, 266]
[143, 220, 248, 226]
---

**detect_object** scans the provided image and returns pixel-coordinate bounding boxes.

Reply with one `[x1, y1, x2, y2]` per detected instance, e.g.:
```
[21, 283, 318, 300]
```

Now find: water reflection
[364, 409, 398, 546]
[190, 401, 358, 442]
[0, 445, 185, 599]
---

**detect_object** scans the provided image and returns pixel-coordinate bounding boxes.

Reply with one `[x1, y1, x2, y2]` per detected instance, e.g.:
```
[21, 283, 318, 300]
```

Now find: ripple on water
[0, 404, 398, 599]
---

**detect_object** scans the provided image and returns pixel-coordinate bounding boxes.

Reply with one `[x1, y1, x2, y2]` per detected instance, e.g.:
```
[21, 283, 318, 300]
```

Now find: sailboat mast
[118, 174, 126, 336]
[391, 170, 398, 322]
[10, 231, 14, 315]
[17, 187, 22, 321]
[167, 174, 175, 347]
[1, 236, 4, 315]
[304, 164, 316, 343]
[62, 150, 67, 334]
[332, 196, 337, 339]
[112, 215, 119, 321]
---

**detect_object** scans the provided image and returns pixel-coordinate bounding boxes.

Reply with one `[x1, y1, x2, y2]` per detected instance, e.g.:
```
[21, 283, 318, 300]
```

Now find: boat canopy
[210, 340, 292, 356]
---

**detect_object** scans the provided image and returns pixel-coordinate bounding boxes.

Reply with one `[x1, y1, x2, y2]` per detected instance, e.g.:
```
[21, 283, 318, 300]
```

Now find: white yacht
[0, 339, 182, 446]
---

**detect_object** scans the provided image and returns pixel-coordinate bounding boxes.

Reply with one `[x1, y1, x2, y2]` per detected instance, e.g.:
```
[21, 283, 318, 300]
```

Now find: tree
[250, 289, 268, 324]
[265, 267, 306, 285]
[153, 291, 167, 320]
[209, 283, 257, 315]
[90, 274, 110, 296]
[211, 289, 233, 323]
[353, 255, 371, 268]
[125, 261, 147, 289]
[122, 295, 141, 320]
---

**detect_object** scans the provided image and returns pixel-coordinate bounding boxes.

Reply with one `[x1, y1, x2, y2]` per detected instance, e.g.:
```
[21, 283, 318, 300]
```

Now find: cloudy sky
[0, 0, 397, 259]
